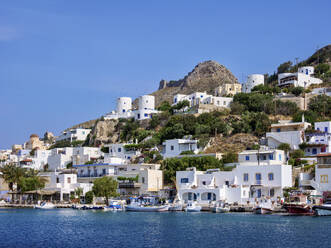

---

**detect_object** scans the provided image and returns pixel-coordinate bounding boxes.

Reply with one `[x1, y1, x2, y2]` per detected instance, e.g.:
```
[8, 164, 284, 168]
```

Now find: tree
[18, 176, 46, 193]
[0, 164, 26, 191]
[308, 95, 331, 117]
[277, 61, 292, 74]
[85, 191, 94, 204]
[291, 87, 304, 97]
[92, 176, 119, 205]
[74, 187, 83, 199]
[315, 63, 330, 75]
[290, 149, 305, 159]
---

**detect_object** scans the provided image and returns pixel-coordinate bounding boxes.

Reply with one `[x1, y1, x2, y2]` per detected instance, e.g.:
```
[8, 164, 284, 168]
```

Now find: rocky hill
[304, 44, 331, 66]
[148, 60, 238, 107]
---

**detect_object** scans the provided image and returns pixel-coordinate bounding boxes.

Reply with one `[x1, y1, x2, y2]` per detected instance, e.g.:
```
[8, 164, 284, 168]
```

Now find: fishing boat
[254, 199, 273, 215]
[184, 202, 202, 212]
[211, 201, 230, 213]
[313, 203, 331, 216]
[168, 202, 183, 211]
[283, 193, 314, 216]
[34, 201, 56, 209]
[125, 201, 169, 212]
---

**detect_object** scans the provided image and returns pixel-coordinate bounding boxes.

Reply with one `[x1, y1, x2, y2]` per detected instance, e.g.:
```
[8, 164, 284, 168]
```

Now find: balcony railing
[118, 182, 142, 188]
[78, 173, 111, 178]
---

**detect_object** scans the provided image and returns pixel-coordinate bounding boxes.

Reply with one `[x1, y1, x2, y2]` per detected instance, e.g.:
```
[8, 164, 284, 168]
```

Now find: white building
[176, 148, 292, 205]
[42, 171, 92, 202]
[304, 121, 331, 156]
[242, 74, 264, 93]
[104, 95, 159, 121]
[30, 150, 52, 170]
[278, 66, 322, 88]
[74, 163, 163, 196]
[172, 92, 233, 109]
[47, 147, 102, 171]
[103, 143, 141, 163]
[266, 117, 311, 150]
[312, 87, 331, 97]
[161, 139, 199, 158]
[56, 128, 91, 143]
[299, 153, 331, 193]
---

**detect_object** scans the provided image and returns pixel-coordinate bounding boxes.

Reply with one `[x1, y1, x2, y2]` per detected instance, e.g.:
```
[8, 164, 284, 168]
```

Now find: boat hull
[211, 207, 230, 213]
[125, 205, 169, 212]
[283, 205, 315, 216]
[313, 206, 331, 216]
[185, 206, 202, 212]
[254, 207, 272, 215]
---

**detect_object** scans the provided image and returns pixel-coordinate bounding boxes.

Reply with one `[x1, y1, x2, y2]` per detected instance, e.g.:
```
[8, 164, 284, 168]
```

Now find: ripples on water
[0, 209, 330, 248]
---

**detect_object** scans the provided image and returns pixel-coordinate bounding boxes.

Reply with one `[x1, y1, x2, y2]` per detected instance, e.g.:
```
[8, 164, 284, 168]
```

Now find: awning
[25, 189, 58, 195]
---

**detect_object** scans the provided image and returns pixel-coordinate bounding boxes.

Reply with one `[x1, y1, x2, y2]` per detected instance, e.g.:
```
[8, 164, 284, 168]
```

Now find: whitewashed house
[304, 121, 331, 156]
[103, 143, 141, 163]
[278, 66, 322, 88]
[162, 139, 199, 158]
[42, 171, 92, 202]
[56, 128, 91, 143]
[176, 148, 292, 205]
[266, 117, 311, 150]
[172, 92, 233, 109]
[74, 163, 163, 196]
[299, 153, 331, 193]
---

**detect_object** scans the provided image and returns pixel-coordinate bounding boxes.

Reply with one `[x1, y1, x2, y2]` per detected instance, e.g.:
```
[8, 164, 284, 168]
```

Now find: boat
[34, 201, 56, 209]
[283, 193, 315, 216]
[168, 202, 183, 211]
[254, 199, 273, 215]
[104, 200, 123, 211]
[125, 202, 169, 212]
[184, 202, 202, 212]
[211, 201, 230, 213]
[313, 203, 331, 216]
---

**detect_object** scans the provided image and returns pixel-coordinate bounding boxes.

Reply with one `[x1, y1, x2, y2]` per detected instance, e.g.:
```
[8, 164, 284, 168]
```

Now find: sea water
[0, 209, 330, 248]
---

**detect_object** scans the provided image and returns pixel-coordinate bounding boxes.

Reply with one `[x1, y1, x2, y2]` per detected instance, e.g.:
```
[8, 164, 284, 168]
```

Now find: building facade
[161, 139, 199, 158]
[56, 128, 91, 143]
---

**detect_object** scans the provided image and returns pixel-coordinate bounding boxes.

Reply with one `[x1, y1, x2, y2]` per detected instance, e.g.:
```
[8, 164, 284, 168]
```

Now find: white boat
[185, 202, 202, 212]
[104, 200, 123, 211]
[125, 202, 169, 212]
[168, 202, 183, 211]
[34, 201, 56, 209]
[313, 203, 331, 216]
[211, 201, 230, 213]
[254, 200, 273, 214]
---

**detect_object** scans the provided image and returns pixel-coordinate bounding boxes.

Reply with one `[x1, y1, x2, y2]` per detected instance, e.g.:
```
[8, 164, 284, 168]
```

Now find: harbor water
[0, 209, 330, 248]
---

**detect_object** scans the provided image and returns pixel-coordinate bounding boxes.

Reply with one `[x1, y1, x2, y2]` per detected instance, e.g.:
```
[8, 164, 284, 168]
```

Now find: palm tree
[0, 163, 26, 191]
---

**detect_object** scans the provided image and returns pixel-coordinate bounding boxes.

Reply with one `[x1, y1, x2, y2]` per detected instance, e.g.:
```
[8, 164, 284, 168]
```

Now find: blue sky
[1, 0, 330, 149]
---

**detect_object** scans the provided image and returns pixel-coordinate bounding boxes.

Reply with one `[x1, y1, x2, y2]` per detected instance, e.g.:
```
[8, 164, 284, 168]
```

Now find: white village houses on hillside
[278, 66, 322, 88]
[176, 148, 292, 205]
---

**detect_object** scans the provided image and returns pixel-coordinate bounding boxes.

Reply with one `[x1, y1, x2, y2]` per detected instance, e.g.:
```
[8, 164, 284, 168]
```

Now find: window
[268, 173, 274, 181]
[67, 177, 71, 184]
[142, 177, 145, 183]
[312, 148, 317, 155]
[277, 128, 281, 132]
[243, 173, 249, 182]
[269, 154, 274, 160]
[223, 101, 226, 105]
[181, 178, 189, 183]
[202, 181, 206, 185]
[245, 155, 250, 161]
[118, 148, 122, 152]
[307, 148, 310, 152]
[144, 113, 148, 117]
[174, 98, 177, 103]
[137, 114, 140, 119]
[123, 109, 125, 113]
[171, 145, 174, 151]
[270, 188, 275, 197]
[102, 169, 106, 175]
[56, 177, 59, 183]
[279, 154, 282, 161]
[255, 173, 262, 184]
[325, 127, 328, 133]
[321, 175, 328, 183]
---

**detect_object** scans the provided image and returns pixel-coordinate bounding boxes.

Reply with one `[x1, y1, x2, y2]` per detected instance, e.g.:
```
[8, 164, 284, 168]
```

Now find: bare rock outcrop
[87, 120, 119, 146]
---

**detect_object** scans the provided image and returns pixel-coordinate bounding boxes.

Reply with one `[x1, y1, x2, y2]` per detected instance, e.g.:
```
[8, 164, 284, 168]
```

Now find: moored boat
[313, 203, 331, 216]
[125, 202, 169, 212]
[184, 202, 202, 212]
[254, 199, 273, 215]
[34, 201, 56, 209]
[283, 193, 315, 216]
[211, 201, 230, 213]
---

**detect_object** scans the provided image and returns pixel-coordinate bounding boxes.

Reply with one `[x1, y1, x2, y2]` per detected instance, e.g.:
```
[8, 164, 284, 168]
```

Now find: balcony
[78, 173, 111, 178]
[118, 182, 142, 188]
